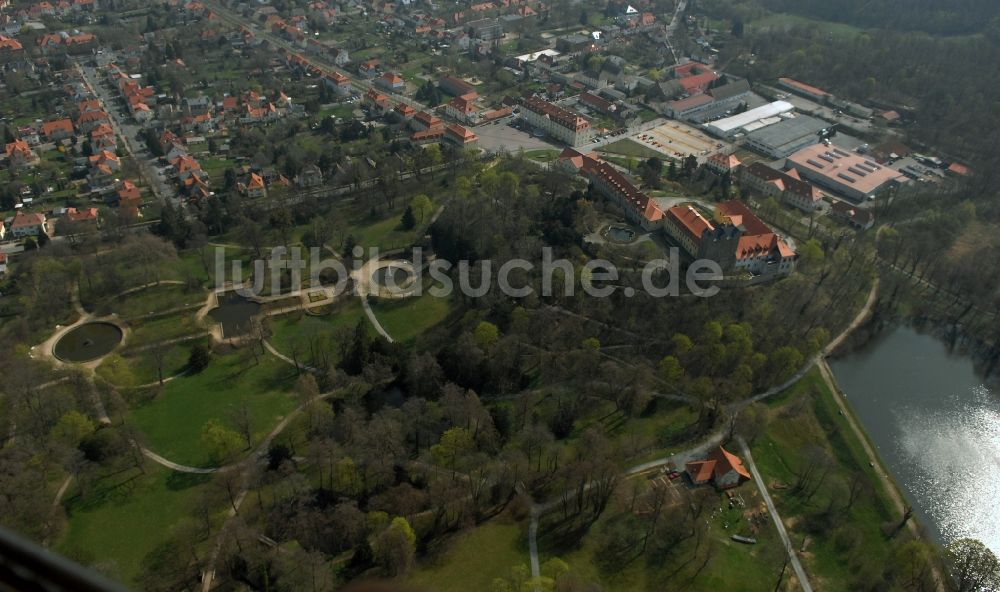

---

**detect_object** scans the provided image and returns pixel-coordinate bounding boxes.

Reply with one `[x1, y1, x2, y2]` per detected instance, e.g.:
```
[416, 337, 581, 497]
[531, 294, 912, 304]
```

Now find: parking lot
[631, 120, 725, 159]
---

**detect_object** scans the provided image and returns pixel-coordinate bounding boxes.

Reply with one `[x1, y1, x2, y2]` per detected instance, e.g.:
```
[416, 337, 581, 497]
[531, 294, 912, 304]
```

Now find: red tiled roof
[708, 445, 751, 480]
[41, 118, 73, 137]
[778, 77, 831, 98]
[667, 205, 714, 241]
[522, 96, 589, 132]
[11, 211, 44, 229]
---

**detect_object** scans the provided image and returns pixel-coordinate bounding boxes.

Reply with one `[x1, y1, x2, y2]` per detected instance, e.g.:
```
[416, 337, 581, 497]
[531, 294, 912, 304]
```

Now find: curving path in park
[525, 276, 881, 591]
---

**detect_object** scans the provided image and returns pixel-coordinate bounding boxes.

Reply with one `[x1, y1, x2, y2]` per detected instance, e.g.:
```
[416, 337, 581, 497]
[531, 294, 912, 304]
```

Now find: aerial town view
[0, 0, 999, 589]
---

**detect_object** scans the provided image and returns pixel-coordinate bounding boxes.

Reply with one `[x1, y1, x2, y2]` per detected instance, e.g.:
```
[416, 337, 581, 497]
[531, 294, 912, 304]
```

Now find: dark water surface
[208, 292, 261, 338]
[829, 325, 1000, 553]
[53, 322, 123, 362]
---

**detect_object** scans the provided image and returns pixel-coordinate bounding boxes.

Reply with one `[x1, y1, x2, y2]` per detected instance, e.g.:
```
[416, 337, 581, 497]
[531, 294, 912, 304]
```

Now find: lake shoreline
[828, 322, 1000, 555]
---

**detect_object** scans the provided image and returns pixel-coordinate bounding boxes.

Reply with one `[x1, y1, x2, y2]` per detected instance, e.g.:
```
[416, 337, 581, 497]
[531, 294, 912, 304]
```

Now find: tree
[474, 321, 500, 350]
[411, 193, 433, 224]
[400, 205, 416, 230]
[946, 538, 1000, 592]
[49, 411, 95, 448]
[188, 343, 211, 373]
[431, 427, 475, 470]
[374, 516, 416, 576]
[201, 420, 243, 463]
[731, 18, 745, 38]
[640, 157, 663, 189]
[658, 355, 683, 384]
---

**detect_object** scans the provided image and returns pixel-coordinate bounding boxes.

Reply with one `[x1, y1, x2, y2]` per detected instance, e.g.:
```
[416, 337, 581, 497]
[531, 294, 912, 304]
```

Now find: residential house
[685, 445, 751, 490]
[294, 164, 323, 188]
[66, 206, 98, 224]
[392, 102, 416, 121]
[704, 152, 741, 176]
[364, 89, 390, 114]
[439, 75, 475, 97]
[5, 139, 39, 169]
[17, 125, 40, 146]
[830, 200, 875, 230]
[445, 92, 478, 123]
[116, 178, 141, 209]
[239, 172, 267, 198]
[444, 123, 478, 148]
[88, 149, 120, 171]
[411, 111, 443, 131]
[41, 118, 74, 141]
[75, 109, 109, 133]
[9, 211, 46, 237]
[358, 58, 380, 78]
[323, 71, 352, 96]
[376, 72, 404, 91]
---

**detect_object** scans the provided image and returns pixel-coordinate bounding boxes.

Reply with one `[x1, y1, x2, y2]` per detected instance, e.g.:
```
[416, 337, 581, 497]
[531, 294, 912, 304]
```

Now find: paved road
[738, 437, 813, 592]
[74, 61, 177, 204]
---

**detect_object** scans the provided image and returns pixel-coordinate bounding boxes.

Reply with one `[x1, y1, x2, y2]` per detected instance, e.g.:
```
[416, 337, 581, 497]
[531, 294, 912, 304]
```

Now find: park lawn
[522, 149, 560, 162]
[97, 339, 201, 388]
[103, 283, 207, 319]
[599, 154, 641, 172]
[126, 338, 207, 386]
[267, 298, 368, 362]
[348, 212, 420, 251]
[126, 311, 206, 348]
[200, 157, 239, 184]
[128, 353, 299, 467]
[58, 465, 214, 587]
[599, 139, 663, 160]
[409, 521, 527, 592]
[368, 291, 453, 344]
[318, 104, 357, 120]
[750, 370, 900, 590]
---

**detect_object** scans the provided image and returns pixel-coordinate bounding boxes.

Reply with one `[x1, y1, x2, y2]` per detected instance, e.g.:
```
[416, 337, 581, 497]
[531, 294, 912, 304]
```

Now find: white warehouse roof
[705, 100, 794, 135]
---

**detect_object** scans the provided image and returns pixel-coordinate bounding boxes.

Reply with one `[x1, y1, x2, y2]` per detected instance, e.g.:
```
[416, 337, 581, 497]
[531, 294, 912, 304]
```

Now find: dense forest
[757, 0, 1000, 36]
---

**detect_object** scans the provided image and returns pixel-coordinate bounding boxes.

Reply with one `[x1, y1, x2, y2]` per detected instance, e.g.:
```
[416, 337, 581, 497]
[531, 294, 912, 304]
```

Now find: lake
[829, 324, 1000, 554]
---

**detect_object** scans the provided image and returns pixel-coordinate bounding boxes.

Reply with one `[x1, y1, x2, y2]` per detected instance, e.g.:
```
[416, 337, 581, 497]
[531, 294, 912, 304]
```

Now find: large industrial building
[744, 115, 829, 159]
[703, 101, 794, 138]
[785, 143, 906, 202]
[520, 96, 593, 146]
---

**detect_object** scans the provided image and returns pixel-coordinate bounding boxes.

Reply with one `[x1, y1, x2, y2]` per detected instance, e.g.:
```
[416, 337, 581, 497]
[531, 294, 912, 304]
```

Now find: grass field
[97, 337, 205, 387]
[750, 366, 901, 590]
[126, 311, 206, 348]
[347, 211, 423, 252]
[99, 284, 207, 319]
[409, 521, 527, 592]
[368, 291, 454, 344]
[58, 465, 213, 586]
[128, 353, 299, 467]
[266, 298, 368, 363]
[522, 149, 561, 162]
[599, 139, 663, 160]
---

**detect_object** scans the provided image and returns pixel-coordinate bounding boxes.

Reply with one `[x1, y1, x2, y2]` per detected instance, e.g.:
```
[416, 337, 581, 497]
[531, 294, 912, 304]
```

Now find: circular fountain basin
[53, 322, 123, 363]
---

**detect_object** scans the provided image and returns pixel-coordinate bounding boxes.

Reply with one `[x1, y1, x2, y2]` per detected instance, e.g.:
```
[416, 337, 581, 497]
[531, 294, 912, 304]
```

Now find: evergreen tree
[400, 205, 415, 230]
